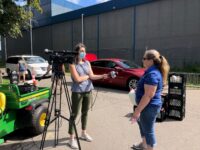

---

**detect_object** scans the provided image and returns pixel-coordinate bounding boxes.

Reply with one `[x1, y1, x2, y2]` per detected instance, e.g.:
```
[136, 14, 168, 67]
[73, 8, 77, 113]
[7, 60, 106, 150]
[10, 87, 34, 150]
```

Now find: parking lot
[0, 76, 200, 150]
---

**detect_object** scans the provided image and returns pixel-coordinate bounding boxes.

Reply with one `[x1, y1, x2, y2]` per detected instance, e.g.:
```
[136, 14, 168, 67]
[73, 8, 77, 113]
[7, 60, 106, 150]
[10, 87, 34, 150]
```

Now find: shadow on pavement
[1, 129, 71, 150]
[1, 138, 70, 150]
[124, 113, 133, 118]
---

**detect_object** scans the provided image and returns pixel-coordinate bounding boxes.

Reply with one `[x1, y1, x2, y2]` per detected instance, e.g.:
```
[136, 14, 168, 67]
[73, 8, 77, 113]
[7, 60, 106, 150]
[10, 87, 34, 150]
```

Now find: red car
[90, 58, 145, 90]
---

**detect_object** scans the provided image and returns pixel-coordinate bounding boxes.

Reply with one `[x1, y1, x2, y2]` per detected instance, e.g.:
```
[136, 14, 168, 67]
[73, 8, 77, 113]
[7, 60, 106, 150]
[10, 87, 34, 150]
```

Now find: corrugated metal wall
[135, 0, 200, 67]
[5, 0, 200, 67]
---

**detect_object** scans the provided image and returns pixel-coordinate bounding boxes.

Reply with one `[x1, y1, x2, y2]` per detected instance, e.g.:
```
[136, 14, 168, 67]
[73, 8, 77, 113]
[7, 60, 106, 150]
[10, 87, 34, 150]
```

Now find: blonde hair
[145, 49, 170, 85]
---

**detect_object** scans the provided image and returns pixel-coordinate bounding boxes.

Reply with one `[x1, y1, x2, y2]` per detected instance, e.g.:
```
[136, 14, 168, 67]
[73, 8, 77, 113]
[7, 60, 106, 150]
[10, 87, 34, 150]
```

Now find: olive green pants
[68, 91, 92, 134]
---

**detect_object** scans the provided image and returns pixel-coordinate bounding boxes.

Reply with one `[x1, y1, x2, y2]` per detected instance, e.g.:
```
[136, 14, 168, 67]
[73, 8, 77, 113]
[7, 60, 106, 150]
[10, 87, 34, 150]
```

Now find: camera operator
[68, 43, 109, 149]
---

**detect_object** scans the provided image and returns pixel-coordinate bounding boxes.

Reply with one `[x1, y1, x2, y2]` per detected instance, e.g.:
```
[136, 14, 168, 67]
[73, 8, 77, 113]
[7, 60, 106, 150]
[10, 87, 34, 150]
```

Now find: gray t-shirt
[71, 61, 94, 93]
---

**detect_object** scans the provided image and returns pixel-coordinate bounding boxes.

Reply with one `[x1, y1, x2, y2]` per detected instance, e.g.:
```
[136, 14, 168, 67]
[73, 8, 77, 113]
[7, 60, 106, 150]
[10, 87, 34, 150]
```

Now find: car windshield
[118, 60, 140, 69]
[24, 56, 46, 64]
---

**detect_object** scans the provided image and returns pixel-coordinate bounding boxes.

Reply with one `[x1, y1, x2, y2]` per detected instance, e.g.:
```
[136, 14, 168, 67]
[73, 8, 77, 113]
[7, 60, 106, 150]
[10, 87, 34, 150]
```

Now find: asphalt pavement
[0, 76, 200, 150]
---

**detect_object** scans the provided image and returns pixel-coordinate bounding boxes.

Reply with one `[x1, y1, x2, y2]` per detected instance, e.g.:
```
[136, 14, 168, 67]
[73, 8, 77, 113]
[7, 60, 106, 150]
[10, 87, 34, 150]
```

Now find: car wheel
[127, 77, 138, 90]
[31, 106, 47, 135]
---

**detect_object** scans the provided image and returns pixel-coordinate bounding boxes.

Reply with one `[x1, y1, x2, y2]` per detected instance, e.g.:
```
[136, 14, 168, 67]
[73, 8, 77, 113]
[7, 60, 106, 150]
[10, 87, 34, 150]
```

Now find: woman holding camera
[68, 43, 109, 149]
[131, 49, 170, 150]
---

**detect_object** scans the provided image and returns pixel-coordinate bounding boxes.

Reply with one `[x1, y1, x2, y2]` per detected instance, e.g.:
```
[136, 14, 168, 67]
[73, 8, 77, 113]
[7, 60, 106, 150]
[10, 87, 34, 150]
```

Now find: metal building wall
[99, 8, 134, 60]
[72, 19, 82, 48]
[84, 16, 98, 54]
[50, 15, 98, 53]
[135, 0, 200, 67]
[52, 22, 72, 51]
[33, 26, 52, 58]
[6, 32, 30, 56]
[4, 0, 200, 68]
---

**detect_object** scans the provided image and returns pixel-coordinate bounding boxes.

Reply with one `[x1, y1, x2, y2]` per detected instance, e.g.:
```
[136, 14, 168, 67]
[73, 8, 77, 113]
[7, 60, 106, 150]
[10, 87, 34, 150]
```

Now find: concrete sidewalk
[0, 77, 200, 150]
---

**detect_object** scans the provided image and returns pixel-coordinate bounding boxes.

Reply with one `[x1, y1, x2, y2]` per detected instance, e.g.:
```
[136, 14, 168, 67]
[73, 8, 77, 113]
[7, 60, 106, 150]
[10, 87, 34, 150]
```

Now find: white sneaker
[68, 139, 78, 149]
[80, 133, 93, 142]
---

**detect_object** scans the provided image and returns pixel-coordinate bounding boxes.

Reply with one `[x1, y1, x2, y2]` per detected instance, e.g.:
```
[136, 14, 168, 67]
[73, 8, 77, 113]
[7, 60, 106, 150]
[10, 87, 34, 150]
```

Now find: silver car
[6, 55, 52, 78]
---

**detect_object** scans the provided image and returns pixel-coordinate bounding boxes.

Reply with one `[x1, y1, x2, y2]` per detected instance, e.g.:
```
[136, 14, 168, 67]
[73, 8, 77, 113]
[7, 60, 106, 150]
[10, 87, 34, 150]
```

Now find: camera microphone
[44, 49, 53, 54]
[44, 49, 78, 55]
[110, 71, 117, 78]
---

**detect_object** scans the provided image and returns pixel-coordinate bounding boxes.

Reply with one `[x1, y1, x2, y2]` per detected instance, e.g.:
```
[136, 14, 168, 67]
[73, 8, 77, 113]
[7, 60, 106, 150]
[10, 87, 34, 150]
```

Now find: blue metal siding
[51, 0, 157, 24]
[34, 0, 158, 28]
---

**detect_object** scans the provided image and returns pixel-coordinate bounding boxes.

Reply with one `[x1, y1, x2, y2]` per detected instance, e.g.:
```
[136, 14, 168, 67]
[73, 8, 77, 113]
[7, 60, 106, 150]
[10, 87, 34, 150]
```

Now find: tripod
[40, 70, 81, 150]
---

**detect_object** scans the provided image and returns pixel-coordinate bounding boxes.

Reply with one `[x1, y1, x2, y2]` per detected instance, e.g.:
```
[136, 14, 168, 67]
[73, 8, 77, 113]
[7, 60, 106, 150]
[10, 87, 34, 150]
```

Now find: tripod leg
[55, 109, 59, 146]
[40, 75, 57, 149]
[62, 75, 72, 112]
[55, 77, 62, 146]
[41, 73, 82, 150]
[56, 77, 63, 145]
[62, 75, 82, 150]
[54, 77, 60, 147]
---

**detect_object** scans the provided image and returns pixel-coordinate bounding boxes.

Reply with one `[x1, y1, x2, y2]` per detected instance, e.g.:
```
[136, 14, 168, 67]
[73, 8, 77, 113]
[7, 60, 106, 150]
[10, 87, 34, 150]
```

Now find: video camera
[44, 49, 78, 64]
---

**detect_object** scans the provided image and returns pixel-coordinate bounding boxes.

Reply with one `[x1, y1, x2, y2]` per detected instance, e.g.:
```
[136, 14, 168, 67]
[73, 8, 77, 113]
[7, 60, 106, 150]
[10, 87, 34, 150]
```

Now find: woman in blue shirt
[68, 43, 109, 149]
[131, 49, 170, 150]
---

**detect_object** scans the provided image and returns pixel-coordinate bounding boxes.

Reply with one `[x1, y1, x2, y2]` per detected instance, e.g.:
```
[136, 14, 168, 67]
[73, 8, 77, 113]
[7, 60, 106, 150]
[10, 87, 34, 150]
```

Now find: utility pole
[81, 14, 84, 43]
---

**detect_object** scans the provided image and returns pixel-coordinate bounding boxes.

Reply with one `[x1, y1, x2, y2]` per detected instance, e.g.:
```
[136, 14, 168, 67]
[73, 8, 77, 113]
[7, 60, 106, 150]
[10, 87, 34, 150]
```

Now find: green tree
[0, 0, 42, 38]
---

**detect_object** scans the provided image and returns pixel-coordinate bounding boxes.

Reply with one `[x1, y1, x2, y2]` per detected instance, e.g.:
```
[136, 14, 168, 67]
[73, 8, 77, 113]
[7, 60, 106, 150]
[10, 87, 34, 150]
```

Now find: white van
[6, 55, 51, 78]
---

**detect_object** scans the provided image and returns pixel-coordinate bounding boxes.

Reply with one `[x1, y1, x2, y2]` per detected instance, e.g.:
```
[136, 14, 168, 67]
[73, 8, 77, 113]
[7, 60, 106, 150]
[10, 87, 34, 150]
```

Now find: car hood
[125, 68, 145, 77]
[28, 63, 48, 68]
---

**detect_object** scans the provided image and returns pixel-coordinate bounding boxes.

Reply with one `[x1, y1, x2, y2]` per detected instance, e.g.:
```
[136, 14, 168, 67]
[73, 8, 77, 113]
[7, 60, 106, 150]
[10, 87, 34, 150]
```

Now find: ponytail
[145, 49, 170, 85]
[158, 55, 170, 85]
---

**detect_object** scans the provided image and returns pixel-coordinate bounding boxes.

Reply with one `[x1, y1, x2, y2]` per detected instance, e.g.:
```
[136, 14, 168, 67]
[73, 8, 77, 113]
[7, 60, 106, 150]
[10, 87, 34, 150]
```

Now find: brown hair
[145, 49, 170, 85]
[74, 43, 86, 64]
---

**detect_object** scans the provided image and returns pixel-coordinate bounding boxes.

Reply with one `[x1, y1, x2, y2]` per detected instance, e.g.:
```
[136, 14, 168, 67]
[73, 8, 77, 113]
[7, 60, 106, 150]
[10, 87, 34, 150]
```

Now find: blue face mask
[79, 52, 86, 59]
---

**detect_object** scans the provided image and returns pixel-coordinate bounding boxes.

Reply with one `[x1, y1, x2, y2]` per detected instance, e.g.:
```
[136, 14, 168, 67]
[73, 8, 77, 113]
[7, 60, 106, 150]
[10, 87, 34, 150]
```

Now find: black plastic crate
[169, 82, 186, 88]
[168, 73, 187, 85]
[168, 98, 185, 108]
[168, 94, 186, 100]
[168, 106, 185, 121]
[168, 86, 185, 96]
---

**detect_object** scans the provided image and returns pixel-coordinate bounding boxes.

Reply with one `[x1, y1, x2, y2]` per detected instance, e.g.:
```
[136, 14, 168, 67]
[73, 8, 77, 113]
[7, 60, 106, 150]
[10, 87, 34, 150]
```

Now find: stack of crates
[167, 73, 186, 120]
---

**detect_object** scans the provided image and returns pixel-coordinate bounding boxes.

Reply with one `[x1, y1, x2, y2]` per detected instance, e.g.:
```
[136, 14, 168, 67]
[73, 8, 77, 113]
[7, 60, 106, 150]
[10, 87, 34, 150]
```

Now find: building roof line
[33, 0, 159, 29]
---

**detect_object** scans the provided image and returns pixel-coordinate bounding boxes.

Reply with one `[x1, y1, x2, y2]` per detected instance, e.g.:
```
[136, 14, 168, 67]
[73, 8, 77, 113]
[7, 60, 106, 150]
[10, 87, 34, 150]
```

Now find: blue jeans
[137, 104, 161, 147]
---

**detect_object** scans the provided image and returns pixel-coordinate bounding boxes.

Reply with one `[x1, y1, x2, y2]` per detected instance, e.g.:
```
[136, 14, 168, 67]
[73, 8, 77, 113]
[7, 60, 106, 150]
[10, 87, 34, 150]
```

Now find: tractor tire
[31, 106, 47, 135]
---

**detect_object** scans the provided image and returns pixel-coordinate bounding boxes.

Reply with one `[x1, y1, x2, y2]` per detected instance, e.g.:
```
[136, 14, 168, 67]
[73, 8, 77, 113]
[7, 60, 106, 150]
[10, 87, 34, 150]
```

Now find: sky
[14, 0, 111, 7]
[66, 0, 110, 7]
[14, 0, 27, 6]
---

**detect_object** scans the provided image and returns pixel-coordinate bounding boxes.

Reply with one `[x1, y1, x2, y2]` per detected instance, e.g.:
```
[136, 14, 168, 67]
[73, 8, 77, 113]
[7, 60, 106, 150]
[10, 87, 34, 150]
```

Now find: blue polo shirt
[135, 65, 163, 106]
